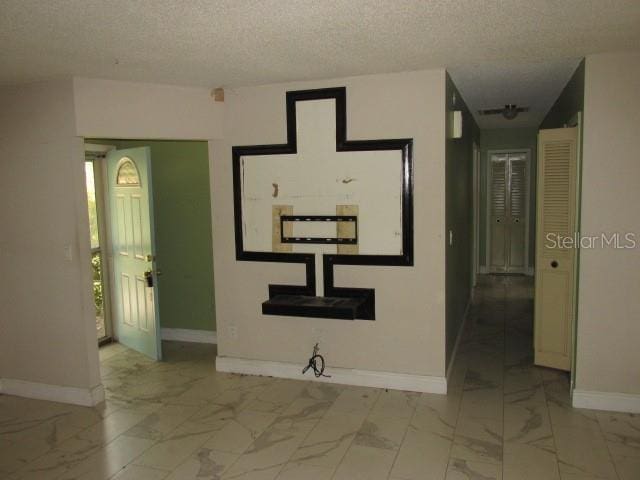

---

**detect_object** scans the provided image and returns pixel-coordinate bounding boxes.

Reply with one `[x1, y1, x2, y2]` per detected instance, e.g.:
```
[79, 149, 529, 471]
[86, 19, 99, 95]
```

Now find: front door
[107, 147, 161, 360]
[487, 152, 529, 274]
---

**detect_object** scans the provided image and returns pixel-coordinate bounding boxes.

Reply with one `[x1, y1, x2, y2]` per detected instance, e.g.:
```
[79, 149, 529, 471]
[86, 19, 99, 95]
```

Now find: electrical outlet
[228, 325, 238, 340]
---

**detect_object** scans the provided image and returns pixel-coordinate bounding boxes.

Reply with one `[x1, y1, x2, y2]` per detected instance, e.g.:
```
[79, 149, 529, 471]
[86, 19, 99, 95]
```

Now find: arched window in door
[116, 157, 140, 186]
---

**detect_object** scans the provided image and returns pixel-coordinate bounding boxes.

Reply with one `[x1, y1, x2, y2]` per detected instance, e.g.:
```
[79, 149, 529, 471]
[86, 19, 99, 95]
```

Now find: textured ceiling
[1, 1, 639, 127]
[449, 59, 582, 128]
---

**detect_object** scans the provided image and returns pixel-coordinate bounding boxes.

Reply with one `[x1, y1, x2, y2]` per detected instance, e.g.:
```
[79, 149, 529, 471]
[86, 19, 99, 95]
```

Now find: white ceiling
[1, 1, 639, 128]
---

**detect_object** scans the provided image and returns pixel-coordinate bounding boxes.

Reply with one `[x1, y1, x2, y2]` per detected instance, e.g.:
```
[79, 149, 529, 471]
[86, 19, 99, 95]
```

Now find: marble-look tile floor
[1, 275, 638, 479]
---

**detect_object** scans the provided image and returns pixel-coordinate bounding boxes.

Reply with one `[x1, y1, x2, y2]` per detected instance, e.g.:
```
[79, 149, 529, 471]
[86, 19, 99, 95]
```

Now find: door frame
[485, 148, 532, 274]
[85, 143, 117, 343]
[566, 112, 583, 389]
[472, 142, 480, 288]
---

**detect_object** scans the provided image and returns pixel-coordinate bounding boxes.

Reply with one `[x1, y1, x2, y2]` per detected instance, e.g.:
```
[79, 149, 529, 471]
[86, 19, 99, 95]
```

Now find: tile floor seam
[386, 394, 436, 480]
[213, 379, 329, 480]
[539, 366, 562, 480]
[443, 342, 470, 480]
[328, 388, 383, 480]
[597, 413, 624, 480]
[501, 279, 509, 479]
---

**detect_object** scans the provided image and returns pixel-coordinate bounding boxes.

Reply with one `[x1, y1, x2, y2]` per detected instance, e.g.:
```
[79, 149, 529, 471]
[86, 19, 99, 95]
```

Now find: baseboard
[572, 389, 640, 413]
[0, 378, 105, 407]
[446, 295, 472, 381]
[161, 328, 217, 344]
[216, 356, 447, 394]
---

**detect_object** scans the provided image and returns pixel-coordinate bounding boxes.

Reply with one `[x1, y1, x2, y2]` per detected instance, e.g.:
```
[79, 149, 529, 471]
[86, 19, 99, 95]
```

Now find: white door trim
[472, 142, 480, 287]
[485, 149, 531, 274]
[85, 144, 117, 341]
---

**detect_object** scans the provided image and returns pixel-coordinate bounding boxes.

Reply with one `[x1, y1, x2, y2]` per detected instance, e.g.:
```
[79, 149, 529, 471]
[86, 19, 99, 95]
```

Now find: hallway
[447, 274, 636, 479]
[0, 276, 637, 479]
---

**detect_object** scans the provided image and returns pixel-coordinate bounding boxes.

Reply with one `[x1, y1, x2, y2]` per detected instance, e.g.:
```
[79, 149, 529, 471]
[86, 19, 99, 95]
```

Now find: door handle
[513, 218, 520, 224]
[144, 270, 154, 287]
[143, 269, 162, 288]
[551, 260, 559, 269]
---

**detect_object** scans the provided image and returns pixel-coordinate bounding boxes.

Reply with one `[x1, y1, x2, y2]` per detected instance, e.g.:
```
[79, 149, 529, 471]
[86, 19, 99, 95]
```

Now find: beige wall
[445, 73, 479, 367]
[212, 70, 448, 378]
[0, 79, 100, 392]
[576, 51, 640, 395]
[74, 77, 224, 140]
[0, 77, 225, 404]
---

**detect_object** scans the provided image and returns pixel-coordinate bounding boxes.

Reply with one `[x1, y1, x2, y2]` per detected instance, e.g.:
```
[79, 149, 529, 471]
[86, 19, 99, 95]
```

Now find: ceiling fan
[478, 104, 530, 120]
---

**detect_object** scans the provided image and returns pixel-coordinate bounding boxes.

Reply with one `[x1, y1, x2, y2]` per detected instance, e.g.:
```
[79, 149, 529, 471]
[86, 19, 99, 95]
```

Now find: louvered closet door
[508, 154, 527, 272]
[534, 127, 578, 371]
[489, 155, 508, 271]
[488, 153, 529, 274]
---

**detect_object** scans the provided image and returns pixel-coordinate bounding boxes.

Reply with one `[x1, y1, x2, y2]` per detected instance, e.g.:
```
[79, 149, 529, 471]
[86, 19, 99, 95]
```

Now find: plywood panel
[272, 205, 293, 252]
[337, 204, 359, 254]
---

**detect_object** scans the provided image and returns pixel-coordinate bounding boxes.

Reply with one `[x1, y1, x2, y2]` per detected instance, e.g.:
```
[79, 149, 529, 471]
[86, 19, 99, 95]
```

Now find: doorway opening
[83, 140, 216, 361]
[85, 147, 112, 344]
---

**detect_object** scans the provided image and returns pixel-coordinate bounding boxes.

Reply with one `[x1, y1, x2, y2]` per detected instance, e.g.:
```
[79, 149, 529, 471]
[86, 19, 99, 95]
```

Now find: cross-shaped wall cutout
[232, 87, 413, 320]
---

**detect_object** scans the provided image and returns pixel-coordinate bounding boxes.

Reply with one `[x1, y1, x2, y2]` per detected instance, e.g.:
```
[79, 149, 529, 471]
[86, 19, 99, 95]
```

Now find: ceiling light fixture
[478, 104, 530, 120]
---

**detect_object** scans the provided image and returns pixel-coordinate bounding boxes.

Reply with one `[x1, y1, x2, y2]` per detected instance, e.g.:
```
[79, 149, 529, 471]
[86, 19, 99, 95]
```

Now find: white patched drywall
[242, 99, 402, 256]
[212, 69, 447, 379]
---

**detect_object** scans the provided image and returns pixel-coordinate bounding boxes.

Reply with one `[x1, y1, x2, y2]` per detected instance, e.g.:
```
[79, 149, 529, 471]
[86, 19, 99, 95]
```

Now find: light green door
[107, 147, 162, 360]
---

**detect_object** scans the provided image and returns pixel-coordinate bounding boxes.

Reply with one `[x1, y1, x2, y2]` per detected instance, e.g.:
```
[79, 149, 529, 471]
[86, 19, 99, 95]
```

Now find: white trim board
[216, 356, 447, 394]
[573, 389, 640, 414]
[161, 328, 217, 344]
[0, 378, 105, 407]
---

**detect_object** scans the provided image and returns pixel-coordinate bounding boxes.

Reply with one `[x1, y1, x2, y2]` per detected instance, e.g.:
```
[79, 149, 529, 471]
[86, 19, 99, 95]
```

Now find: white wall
[575, 52, 640, 398]
[211, 70, 448, 385]
[73, 77, 224, 140]
[0, 79, 102, 404]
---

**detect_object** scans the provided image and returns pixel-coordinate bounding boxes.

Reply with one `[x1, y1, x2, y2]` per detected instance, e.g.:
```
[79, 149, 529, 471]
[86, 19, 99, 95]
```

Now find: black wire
[302, 343, 331, 378]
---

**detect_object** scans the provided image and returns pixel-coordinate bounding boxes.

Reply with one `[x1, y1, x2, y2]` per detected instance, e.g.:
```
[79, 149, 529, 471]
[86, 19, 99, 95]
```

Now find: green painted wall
[89, 139, 216, 332]
[479, 128, 538, 270]
[541, 60, 585, 129]
[445, 73, 480, 367]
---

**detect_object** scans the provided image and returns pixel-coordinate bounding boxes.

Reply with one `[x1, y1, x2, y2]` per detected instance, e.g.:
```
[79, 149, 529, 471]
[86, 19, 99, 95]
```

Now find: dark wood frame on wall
[232, 86, 414, 320]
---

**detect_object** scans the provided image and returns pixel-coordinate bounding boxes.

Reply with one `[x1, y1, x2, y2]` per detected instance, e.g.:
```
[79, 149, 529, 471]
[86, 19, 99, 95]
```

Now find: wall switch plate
[449, 230, 454, 246]
[64, 244, 73, 262]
